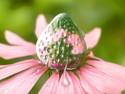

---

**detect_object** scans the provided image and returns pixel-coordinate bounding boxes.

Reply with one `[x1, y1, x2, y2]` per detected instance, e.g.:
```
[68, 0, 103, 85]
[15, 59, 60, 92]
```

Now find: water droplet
[52, 45, 56, 49]
[47, 48, 50, 53]
[36, 13, 86, 70]
[35, 68, 42, 75]
[51, 54, 55, 58]
[72, 31, 75, 33]
[63, 39, 66, 42]
[66, 44, 70, 47]
[61, 46, 65, 51]
[61, 54, 64, 58]
[57, 59, 60, 63]
[56, 50, 59, 55]
[61, 72, 70, 87]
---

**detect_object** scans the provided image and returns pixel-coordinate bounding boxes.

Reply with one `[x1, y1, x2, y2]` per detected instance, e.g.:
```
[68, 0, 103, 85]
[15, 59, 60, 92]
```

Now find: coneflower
[0, 13, 125, 94]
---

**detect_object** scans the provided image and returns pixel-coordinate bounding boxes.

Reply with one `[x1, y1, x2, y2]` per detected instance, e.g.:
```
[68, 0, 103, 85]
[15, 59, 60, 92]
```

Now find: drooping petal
[0, 43, 35, 59]
[39, 71, 86, 94]
[0, 59, 39, 80]
[89, 58, 125, 82]
[78, 70, 102, 94]
[78, 58, 125, 94]
[38, 72, 59, 94]
[88, 57, 125, 83]
[35, 15, 48, 38]
[78, 66, 106, 94]
[5, 30, 35, 46]
[55, 72, 74, 94]
[68, 72, 86, 94]
[56, 72, 85, 94]
[0, 65, 46, 94]
[84, 27, 101, 49]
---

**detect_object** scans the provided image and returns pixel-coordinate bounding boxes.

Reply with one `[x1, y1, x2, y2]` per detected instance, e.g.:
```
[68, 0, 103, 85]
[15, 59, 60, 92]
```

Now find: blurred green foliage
[0, 0, 125, 65]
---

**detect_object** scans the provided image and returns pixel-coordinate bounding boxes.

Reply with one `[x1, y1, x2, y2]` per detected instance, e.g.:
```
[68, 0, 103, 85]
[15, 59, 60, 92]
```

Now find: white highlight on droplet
[61, 72, 70, 87]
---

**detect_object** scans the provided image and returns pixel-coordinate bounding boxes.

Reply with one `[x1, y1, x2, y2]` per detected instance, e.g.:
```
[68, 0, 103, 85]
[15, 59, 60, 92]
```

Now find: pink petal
[5, 30, 35, 46]
[35, 15, 48, 38]
[78, 58, 125, 94]
[84, 27, 101, 49]
[81, 66, 124, 94]
[0, 65, 46, 94]
[0, 59, 39, 80]
[38, 72, 59, 94]
[68, 72, 86, 94]
[55, 72, 74, 94]
[56, 72, 85, 94]
[88, 57, 125, 83]
[78, 66, 106, 93]
[78, 70, 102, 94]
[0, 43, 35, 59]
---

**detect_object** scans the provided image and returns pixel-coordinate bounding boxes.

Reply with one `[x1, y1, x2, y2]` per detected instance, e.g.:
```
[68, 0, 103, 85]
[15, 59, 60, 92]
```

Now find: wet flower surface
[36, 13, 86, 70]
[0, 13, 125, 94]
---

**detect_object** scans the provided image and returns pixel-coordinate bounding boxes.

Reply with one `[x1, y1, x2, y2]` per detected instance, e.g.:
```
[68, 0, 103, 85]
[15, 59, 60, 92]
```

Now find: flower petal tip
[35, 14, 48, 38]
[85, 27, 102, 49]
[4, 30, 11, 35]
[93, 27, 102, 36]
[4, 30, 13, 40]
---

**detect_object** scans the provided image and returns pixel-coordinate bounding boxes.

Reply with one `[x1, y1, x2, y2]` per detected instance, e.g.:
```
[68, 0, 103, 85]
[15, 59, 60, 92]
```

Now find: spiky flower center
[36, 13, 87, 71]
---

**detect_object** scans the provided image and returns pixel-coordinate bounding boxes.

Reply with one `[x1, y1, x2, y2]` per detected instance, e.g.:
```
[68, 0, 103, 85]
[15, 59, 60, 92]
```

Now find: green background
[0, 0, 125, 93]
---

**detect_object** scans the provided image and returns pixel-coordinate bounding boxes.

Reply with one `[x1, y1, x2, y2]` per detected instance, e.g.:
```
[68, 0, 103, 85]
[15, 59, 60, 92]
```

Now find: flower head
[0, 13, 125, 94]
[36, 13, 86, 70]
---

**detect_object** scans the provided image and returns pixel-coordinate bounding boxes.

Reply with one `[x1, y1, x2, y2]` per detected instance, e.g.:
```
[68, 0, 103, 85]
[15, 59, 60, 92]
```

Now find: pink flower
[0, 14, 125, 94]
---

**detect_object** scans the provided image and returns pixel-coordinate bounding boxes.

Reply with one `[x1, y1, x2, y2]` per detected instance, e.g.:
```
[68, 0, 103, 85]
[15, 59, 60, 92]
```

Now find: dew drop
[52, 45, 56, 49]
[51, 54, 55, 58]
[34, 68, 42, 75]
[66, 44, 70, 47]
[61, 72, 70, 87]
[36, 13, 86, 70]
[61, 54, 64, 58]
[56, 50, 59, 55]
[57, 59, 60, 63]
[47, 48, 50, 53]
[63, 39, 66, 42]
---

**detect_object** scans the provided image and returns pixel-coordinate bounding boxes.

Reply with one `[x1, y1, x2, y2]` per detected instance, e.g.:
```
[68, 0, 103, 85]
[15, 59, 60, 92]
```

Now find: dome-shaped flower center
[36, 13, 87, 71]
